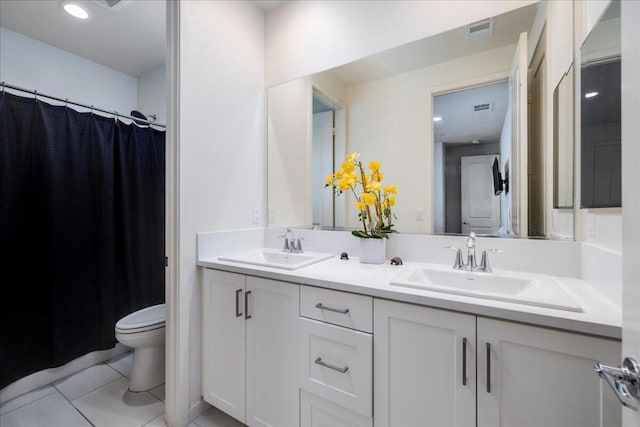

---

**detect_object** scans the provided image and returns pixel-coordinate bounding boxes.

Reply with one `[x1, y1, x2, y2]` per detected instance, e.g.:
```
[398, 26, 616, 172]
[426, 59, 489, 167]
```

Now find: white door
[312, 111, 334, 227]
[509, 32, 528, 236]
[621, 1, 640, 425]
[201, 270, 246, 423]
[461, 155, 501, 235]
[477, 318, 621, 427]
[374, 299, 476, 427]
[245, 277, 299, 427]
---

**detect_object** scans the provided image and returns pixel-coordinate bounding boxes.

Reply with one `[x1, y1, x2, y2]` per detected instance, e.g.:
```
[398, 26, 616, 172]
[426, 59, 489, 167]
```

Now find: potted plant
[325, 152, 398, 263]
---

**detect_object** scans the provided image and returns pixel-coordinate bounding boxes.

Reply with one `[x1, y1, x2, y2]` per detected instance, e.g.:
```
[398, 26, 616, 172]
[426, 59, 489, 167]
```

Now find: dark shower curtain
[0, 92, 165, 388]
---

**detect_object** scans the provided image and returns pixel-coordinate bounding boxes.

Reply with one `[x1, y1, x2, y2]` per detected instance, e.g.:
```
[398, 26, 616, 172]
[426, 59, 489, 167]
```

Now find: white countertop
[197, 255, 622, 340]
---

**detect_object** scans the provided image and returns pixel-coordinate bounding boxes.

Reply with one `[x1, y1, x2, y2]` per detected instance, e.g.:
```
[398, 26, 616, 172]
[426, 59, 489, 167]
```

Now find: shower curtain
[0, 92, 165, 388]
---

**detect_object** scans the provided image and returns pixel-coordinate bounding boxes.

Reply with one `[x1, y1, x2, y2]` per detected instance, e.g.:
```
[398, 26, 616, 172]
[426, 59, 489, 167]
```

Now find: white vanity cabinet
[201, 269, 299, 427]
[477, 317, 621, 427]
[373, 299, 477, 427]
[299, 286, 374, 427]
[374, 299, 622, 427]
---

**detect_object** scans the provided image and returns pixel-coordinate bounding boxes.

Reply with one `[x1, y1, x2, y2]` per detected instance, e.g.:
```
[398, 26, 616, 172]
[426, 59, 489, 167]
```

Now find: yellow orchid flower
[369, 161, 381, 171]
[354, 200, 365, 210]
[345, 152, 360, 162]
[342, 161, 355, 173]
[383, 185, 398, 194]
[337, 175, 355, 190]
[361, 192, 376, 206]
[366, 181, 381, 192]
[325, 174, 334, 185]
[372, 171, 384, 182]
[386, 196, 396, 207]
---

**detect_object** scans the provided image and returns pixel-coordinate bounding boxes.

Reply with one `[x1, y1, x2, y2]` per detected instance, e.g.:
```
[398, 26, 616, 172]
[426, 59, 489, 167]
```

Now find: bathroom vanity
[198, 242, 621, 427]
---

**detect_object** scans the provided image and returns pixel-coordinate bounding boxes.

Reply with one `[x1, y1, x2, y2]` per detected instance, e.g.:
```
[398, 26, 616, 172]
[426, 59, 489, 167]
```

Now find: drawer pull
[315, 303, 349, 314]
[486, 342, 492, 393]
[314, 357, 349, 373]
[235, 289, 242, 317]
[462, 337, 468, 386]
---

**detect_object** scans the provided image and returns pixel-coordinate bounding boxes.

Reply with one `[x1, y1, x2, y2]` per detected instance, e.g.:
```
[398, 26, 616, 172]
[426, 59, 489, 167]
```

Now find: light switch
[252, 207, 261, 224]
[416, 208, 424, 221]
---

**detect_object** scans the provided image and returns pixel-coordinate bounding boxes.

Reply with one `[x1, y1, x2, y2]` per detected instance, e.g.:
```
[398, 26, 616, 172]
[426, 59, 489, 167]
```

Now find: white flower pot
[359, 237, 387, 264]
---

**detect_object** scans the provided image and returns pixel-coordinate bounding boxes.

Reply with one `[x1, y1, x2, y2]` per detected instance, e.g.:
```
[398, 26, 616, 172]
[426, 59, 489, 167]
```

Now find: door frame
[428, 71, 509, 233]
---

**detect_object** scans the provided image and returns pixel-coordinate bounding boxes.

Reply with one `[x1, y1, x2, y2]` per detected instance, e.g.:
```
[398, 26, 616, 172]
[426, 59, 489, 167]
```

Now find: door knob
[594, 357, 640, 411]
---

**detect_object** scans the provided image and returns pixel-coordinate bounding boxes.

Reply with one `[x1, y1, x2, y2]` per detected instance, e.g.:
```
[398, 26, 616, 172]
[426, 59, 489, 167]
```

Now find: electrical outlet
[416, 208, 424, 221]
[252, 207, 261, 224]
[268, 208, 275, 224]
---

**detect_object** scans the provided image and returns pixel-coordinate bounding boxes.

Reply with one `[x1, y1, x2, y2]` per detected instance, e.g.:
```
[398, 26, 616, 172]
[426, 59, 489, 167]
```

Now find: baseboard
[188, 399, 211, 422]
[0, 344, 129, 403]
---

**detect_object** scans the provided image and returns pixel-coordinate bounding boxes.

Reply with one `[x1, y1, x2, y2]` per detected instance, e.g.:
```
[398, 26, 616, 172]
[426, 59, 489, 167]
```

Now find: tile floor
[0, 352, 244, 427]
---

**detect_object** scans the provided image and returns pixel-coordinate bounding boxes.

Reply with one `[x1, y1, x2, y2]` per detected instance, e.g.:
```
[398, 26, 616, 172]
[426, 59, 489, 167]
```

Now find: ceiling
[434, 81, 509, 144]
[0, 0, 165, 77]
[254, 1, 288, 12]
[322, 3, 537, 87]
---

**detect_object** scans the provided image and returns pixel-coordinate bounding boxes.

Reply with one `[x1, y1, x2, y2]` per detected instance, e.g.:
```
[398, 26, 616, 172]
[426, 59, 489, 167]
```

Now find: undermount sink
[390, 266, 582, 312]
[218, 248, 333, 270]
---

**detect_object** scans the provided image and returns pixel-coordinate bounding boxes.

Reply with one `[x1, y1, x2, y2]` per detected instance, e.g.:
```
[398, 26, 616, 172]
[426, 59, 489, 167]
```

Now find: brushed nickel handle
[315, 303, 349, 314]
[486, 342, 492, 393]
[235, 289, 242, 317]
[462, 337, 468, 386]
[244, 290, 251, 320]
[314, 357, 349, 373]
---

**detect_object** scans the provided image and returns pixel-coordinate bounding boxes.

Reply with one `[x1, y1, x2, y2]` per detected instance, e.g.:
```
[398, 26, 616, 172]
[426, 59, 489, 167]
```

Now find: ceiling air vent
[466, 18, 494, 41]
[91, 0, 131, 11]
[473, 102, 494, 113]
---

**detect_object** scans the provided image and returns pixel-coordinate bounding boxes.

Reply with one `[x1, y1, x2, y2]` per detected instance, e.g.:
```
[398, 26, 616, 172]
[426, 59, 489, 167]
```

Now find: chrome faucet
[279, 228, 305, 253]
[444, 232, 502, 272]
[465, 232, 477, 270]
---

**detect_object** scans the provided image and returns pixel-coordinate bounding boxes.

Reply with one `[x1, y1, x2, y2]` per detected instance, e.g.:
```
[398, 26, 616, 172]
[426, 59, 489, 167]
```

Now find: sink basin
[390, 267, 582, 312]
[218, 249, 333, 270]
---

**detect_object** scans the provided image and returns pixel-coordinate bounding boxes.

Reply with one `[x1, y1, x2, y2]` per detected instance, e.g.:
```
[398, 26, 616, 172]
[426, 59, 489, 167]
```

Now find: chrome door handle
[314, 357, 349, 373]
[595, 357, 640, 411]
[315, 303, 349, 314]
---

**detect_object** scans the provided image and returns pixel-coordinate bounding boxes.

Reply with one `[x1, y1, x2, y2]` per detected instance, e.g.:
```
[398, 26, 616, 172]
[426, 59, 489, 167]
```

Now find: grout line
[55, 385, 96, 427]
[0, 386, 57, 416]
[53, 365, 126, 403]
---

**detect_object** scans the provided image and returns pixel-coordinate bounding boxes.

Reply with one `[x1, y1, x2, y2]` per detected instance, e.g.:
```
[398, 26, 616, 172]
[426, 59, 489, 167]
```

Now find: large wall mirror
[268, 2, 574, 239]
[580, 0, 621, 209]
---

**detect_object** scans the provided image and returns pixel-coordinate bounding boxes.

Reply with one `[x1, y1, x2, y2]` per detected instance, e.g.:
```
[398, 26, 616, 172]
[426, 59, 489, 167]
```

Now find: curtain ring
[34, 90, 38, 101]
[90, 105, 94, 115]
[1, 82, 5, 94]
[64, 98, 68, 108]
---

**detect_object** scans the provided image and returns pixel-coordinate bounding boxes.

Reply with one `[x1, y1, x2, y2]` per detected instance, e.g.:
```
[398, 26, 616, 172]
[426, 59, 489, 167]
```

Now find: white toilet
[115, 303, 166, 392]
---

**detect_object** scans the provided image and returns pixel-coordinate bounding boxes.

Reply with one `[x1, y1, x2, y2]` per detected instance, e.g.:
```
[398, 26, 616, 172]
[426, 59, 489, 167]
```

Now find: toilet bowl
[115, 303, 165, 392]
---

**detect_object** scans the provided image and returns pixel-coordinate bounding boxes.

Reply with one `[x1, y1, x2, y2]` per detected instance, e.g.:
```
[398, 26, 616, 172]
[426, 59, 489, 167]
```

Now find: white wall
[178, 0, 265, 413]
[344, 45, 514, 233]
[0, 26, 137, 115]
[265, 0, 538, 87]
[268, 78, 312, 227]
[433, 142, 444, 234]
[138, 65, 166, 125]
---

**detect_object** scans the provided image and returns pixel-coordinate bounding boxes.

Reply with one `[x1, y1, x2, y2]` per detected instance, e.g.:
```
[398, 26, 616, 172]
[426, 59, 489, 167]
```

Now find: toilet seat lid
[116, 304, 165, 331]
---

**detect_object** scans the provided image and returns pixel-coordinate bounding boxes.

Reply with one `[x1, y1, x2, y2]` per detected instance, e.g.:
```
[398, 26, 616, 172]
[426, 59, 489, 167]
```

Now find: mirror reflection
[553, 65, 574, 210]
[268, 3, 572, 239]
[580, 0, 621, 208]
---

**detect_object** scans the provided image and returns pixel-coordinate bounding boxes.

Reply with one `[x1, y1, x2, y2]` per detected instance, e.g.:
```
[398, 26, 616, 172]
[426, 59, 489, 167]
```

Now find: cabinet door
[246, 276, 299, 427]
[374, 299, 476, 427]
[202, 269, 246, 423]
[477, 318, 621, 427]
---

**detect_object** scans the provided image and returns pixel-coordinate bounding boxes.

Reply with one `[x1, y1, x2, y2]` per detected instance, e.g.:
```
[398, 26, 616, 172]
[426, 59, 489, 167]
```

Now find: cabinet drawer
[300, 286, 373, 333]
[299, 317, 372, 417]
[301, 391, 372, 427]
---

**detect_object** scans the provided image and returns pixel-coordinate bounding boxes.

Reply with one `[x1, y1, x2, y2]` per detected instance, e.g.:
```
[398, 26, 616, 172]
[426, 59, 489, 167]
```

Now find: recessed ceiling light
[433, 116, 443, 122]
[585, 91, 599, 99]
[62, 2, 90, 19]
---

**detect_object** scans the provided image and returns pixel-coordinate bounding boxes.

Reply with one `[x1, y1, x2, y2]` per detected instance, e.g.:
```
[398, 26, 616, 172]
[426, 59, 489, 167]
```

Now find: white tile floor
[0, 352, 244, 427]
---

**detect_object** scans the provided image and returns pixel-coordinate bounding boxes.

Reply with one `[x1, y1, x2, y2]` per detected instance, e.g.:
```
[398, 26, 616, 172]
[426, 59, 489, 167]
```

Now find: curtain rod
[1, 81, 166, 129]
